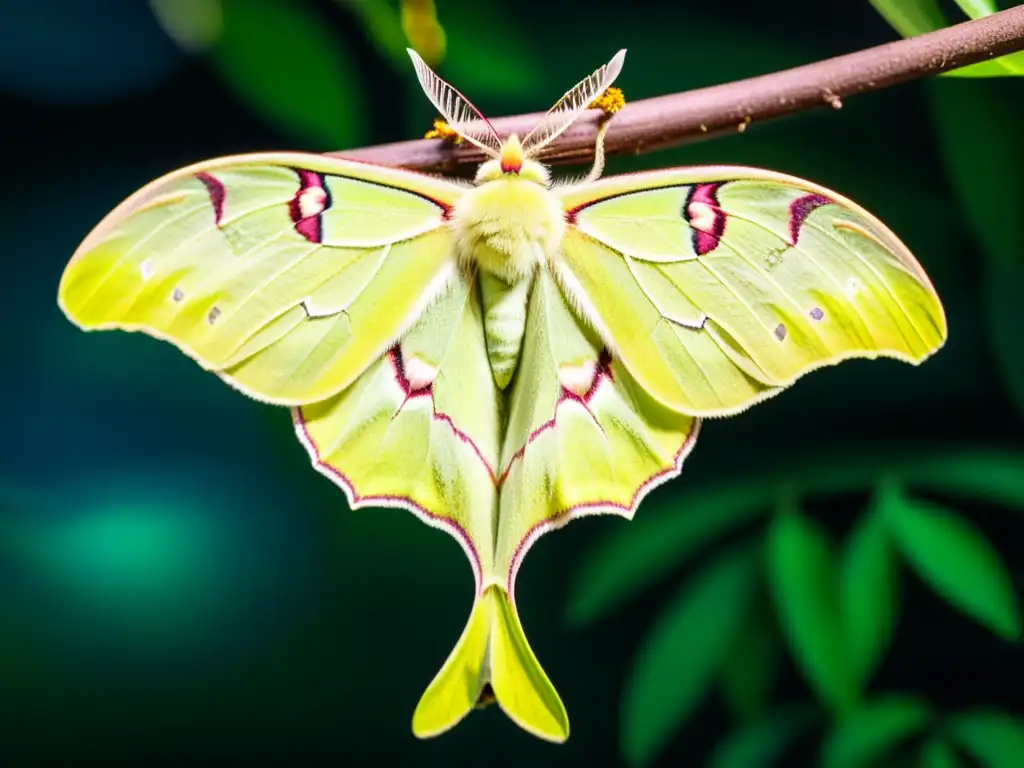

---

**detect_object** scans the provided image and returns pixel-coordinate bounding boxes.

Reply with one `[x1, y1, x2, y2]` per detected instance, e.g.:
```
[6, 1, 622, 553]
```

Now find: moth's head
[408, 47, 626, 186]
[473, 134, 551, 185]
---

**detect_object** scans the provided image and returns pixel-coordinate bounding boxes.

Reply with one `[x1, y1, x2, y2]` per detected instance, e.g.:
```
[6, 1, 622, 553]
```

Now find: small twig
[330, 6, 1024, 173]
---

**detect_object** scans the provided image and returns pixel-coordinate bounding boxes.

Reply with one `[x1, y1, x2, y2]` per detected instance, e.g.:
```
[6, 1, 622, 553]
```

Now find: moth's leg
[579, 118, 612, 185]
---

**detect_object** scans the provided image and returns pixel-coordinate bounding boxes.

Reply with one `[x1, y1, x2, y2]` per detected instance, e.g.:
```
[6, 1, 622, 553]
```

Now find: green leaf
[929, 77, 1024, 414]
[869, 0, 1024, 77]
[906, 451, 1024, 510]
[868, 0, 947, 37]
[820, 695, 931, 768]
[947, 710, 1024, 768]
[337, 0, 409, 71]
[620, 541, 760, 767]
[149, 0, 222, 53]
[210, 0, 365, 149]
[881, 490, 1022, 640]
[719, 601, 780, 723]
[766, 507, 855, 713]
[952, 0, 998, 19]
[566, 486, 767, 626]
[397, 0, 446, 67]
[567, 449, 1024, 629]
[709, 706, 816, 768]
[928, 78, 1024, 271]
[840, 505, 899, 690]
[340, 0, 447, 71]
[435, 0, 543, 99]
[951, 59, 1024, 78]
[921, 737, 963, 768]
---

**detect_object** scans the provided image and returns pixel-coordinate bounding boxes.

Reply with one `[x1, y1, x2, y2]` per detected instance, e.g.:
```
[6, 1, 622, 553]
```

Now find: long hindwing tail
[557, 167, 948, 417]
[59, 152, 462, 405]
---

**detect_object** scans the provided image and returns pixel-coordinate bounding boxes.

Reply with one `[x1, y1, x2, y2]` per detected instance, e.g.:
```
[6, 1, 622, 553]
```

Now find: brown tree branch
[329, 5, 1024, 173]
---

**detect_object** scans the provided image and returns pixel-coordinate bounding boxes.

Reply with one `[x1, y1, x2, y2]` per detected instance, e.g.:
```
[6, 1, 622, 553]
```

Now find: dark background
[1, 0, 1022, 764]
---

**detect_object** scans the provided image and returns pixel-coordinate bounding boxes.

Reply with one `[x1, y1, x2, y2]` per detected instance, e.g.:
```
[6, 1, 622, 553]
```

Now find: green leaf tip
[820, 695, 931, 768]
[767, 508, 856, 714]
[921, 737, 962, 768]
[947, 709, 1024, 767]
[709, 706, 817, 768]
[621, 540, 761, 766]
[881, 492, 1023, 641]
[840, 502, 899, 691]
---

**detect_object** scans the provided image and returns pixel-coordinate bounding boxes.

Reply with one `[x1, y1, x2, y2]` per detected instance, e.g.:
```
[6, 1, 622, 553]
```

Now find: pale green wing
[59, 152, 463, 405]
[294, 275, 503, 736]
[295, 274, 568, 742]
[294, 276, 498, 576]
[494, 267, 700, 611]
[556, 167, 948, 416]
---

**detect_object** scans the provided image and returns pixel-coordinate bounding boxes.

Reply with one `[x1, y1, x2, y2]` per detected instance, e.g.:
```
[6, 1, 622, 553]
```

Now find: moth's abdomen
[479, 270, 531, 389]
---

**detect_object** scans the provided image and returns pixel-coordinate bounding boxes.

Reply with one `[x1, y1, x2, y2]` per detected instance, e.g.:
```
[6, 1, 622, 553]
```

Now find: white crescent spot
[687, 201, 717, 234]
[298, 186, 328, 219]
[558, 359, 597, 397]
[404, 355, 439, 391]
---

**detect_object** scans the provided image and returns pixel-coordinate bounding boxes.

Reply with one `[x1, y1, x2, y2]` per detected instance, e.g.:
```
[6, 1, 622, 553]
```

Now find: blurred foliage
[569, 447, 1024, 765]
[926, 77, 1024, 418]
[883, 486, 1022, 640]
[149, 0, 224, 53]
[869, 0, 1024, 76]
[339, 0, 445, 69]
[946, 710, 1024, 766]
[819, 694, 932, 768]
[399, 0, 447, 67]
[209, 0, 365, 149]
[620, 540, 761, 764]
[2, 0, 1023, 764]
[838, 504, 898, 690]
[149, 0, 366, 149]
[767, 507, 857, 714]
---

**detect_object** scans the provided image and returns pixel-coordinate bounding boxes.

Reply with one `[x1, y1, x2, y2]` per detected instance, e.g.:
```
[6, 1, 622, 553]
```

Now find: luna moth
[57, 48, 946, 742]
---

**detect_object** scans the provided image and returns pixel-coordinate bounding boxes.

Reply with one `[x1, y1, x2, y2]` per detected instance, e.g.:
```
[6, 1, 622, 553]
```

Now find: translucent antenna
[521, 50, 626, 154]
[408, 48, 502, 156]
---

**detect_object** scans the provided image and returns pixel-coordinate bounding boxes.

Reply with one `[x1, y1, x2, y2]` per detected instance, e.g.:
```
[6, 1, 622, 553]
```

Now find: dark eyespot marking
[290, 169, 332, 243]
[774, 322, 787, 341]
[683, 183, 726, 256]
[809, 307, 825, 321]
[172, 287, 184, 302]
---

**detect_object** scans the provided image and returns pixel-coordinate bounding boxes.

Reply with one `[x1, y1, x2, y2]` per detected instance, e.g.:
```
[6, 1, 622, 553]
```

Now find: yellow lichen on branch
[424, 118, 462, 144]
[589, 86, 625, 116]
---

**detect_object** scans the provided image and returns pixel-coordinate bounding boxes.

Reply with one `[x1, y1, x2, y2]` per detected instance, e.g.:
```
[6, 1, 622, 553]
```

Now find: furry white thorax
[451, 136, 566, 287]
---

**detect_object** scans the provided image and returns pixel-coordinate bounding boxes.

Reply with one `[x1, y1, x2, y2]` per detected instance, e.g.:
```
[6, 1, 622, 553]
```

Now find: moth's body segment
[452, 136, 565, 388]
